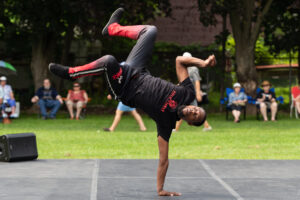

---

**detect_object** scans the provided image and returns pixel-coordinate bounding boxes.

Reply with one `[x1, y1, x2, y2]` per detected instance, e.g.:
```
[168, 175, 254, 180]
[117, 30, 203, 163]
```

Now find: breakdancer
[49, 8, 216, 196]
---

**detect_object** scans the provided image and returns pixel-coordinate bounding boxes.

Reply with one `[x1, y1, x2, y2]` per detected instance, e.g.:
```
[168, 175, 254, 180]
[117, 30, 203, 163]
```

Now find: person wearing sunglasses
[66, 83, 88, 120]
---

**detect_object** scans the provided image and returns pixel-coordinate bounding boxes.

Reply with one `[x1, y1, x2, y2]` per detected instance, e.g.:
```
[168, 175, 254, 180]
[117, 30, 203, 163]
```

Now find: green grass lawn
[1, 113, 300, 159]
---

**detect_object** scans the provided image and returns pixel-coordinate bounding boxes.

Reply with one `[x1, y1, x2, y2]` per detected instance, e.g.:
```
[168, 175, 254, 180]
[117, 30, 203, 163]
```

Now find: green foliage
[223, 35, 298, 66]
[0, 0, 172, 90]
[263, 0, 300, 54]
[1, 0, 171, 42]
[197, 0, 234, 26]
[275, 87, 290, 104]
[254, 37, 273, 65]
[223, 35, 235, 57]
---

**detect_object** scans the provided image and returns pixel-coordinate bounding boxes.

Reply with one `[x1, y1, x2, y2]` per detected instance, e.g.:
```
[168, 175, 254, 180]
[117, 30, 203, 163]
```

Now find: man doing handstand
[49, 8, 216, 196]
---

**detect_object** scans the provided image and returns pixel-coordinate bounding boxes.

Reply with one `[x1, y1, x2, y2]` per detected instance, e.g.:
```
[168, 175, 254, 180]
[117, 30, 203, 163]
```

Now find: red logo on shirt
[112, 68, 122, 80]
[161, 90, 178, 112]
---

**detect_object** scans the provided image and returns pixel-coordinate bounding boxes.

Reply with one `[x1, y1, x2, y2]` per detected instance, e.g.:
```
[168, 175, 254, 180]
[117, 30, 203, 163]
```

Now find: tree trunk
[228, 0, 273, 96]
[298, 48, 300, 81]
[219, 13, 227, 112]
[235, 41, 257, 96]
[30, 33, 55, 91]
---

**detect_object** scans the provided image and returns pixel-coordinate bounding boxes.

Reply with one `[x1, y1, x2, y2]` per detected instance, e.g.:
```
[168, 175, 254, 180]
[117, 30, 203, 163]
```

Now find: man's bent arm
[157, 136, 181, 196]
[175, 55, 215, 83]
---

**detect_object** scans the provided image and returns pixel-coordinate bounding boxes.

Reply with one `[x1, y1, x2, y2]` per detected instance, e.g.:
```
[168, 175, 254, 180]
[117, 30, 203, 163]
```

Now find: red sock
[108, 23, 145, 40]
[68, 60, 102, 78]
[69, 60, 98, 73]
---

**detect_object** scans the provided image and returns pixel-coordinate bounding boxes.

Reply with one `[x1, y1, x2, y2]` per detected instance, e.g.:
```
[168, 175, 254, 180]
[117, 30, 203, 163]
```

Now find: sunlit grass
[1, 113, 300, 159]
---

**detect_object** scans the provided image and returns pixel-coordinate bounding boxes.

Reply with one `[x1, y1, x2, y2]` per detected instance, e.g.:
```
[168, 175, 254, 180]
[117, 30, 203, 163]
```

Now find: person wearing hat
[0, 76, 16, 118]
[256, 80, 277, 121]
[228, 83, 248, 123]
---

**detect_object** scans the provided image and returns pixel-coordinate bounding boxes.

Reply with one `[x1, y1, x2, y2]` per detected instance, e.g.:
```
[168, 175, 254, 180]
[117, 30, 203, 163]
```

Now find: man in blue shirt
[31, 79, 63, 119]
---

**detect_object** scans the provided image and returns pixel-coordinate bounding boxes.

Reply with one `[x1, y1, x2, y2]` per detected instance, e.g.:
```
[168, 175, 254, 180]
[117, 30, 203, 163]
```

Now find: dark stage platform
[1, 159, 300, 200]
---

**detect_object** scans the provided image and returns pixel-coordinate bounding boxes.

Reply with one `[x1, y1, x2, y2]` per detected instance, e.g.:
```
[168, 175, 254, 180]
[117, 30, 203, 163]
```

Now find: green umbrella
[0, 60, 17, 75]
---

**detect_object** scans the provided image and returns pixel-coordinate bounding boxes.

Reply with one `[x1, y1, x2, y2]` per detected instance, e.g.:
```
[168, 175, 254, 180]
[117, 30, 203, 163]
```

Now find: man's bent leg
[49, 55, 119, 80]
[125, 25, 157, 71]
[50, 55, 126, 100]
[108, 23, 145, 40]
[105, 16, 157, 71]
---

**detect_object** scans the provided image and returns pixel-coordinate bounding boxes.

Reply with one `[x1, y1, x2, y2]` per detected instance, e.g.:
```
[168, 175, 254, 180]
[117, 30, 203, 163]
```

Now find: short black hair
[177, 105, 186, 119]
[192, 112, 206, 127]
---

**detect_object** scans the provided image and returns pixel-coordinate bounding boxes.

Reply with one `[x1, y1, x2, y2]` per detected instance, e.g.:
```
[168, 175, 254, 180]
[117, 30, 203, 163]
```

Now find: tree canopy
[0, 0, 171, 89]
[198, 0, 274, 95]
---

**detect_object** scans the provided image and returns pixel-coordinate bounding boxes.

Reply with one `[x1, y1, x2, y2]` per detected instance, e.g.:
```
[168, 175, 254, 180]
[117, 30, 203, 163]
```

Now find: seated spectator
[65, 82, 88, 120]
[0, 76, 16, 118]
[292, 80, 300, 114]
[256, 80, 277, 121]
[31, 79, 63, 119]
[228, 83, 247, 123]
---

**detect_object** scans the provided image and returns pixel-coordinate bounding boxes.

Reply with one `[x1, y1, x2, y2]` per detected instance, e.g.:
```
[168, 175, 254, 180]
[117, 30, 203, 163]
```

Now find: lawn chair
[80, 98, 91, 119]
[290, 86, 299, 119]
[255, 88, 284, 120]
[220, 88, 251, 120]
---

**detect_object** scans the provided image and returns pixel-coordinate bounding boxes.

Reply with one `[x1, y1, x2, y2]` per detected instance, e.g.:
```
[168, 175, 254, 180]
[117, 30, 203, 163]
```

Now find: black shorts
[230, 104, 243, 111]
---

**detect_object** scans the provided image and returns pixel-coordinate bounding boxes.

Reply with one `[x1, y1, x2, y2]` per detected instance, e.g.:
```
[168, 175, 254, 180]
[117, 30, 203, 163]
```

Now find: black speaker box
[0, 133, 38, 162]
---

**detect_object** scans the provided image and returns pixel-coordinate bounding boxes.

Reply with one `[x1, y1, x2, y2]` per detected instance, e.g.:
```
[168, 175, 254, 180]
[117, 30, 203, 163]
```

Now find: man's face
[43, 79, 51, 89]
[180, 105, 206, 125]
[263, 85, 270, 92]
[234, 87, 241, 93]
[0, 80, 6, 86]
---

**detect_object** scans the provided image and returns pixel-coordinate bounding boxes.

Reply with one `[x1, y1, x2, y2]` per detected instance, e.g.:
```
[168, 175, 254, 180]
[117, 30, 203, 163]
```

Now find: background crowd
[1, 51, 300, 128]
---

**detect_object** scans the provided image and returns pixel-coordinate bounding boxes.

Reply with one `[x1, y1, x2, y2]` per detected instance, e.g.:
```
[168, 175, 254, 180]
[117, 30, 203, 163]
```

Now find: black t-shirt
[121, 74, 195, 142]
[256, 90, 276, 102]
